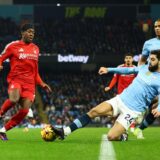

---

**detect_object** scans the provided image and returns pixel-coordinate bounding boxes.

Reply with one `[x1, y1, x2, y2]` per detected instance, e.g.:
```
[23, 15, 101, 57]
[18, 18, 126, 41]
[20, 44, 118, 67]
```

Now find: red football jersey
[109, 64, 136, 94]
[0, 40, 39, 84]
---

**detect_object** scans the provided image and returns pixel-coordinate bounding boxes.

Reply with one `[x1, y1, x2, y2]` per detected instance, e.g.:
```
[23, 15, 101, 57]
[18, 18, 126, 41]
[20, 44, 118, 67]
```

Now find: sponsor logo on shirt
[19, 53, 38, 60]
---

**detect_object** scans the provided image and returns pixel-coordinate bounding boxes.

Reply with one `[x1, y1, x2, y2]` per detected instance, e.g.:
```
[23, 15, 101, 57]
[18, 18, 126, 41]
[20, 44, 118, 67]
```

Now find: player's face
[124, 56, 133, 66]
[149, 54, 159, 72]
[154, 21, 160, 37]
[22, 28, 35, 43]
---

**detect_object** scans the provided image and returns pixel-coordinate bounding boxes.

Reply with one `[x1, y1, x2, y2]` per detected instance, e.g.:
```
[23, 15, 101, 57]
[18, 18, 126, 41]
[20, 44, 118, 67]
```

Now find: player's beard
[126, 61, 131, 66]
[148, 63, 158, 72]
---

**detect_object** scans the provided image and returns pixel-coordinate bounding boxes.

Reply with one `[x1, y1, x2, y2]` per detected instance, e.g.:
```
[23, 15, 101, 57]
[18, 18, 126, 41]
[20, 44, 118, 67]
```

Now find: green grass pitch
[0, 127, 159, 160]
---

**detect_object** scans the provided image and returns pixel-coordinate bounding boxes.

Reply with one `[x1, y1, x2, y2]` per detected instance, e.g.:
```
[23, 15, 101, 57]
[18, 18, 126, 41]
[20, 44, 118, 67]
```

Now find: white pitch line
[99, 134, 116, 160]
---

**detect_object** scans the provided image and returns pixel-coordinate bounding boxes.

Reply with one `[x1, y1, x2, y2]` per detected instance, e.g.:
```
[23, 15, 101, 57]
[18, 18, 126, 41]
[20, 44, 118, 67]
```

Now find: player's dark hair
[21, 23, 34, 32]
[156, 18, 160, 22]
[151, 50, 160, 60]
[124, 53, 133, 58]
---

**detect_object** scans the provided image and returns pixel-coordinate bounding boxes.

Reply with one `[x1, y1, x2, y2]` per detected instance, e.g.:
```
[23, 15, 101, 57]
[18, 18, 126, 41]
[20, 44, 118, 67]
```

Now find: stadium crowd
[0, 17, 147, 55]
[36, 18, 146, 55]
[40, 72, 114, 127]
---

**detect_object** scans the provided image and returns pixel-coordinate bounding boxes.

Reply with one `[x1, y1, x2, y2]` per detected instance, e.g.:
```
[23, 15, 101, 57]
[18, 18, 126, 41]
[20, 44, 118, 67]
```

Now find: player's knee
[107, 133, 118, 141]
[20, 99, 32, 109]
[22, 105, 31, 109]
[9, 97, 19, 104]
[88, 108, 99, 118]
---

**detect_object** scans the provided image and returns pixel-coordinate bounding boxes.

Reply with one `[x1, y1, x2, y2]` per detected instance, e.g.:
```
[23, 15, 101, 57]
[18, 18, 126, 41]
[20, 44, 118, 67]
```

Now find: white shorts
[106, 95, 143, 130]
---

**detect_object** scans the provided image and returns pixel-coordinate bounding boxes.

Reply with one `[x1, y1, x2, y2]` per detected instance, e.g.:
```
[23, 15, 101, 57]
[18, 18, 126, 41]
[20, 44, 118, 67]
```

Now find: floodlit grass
[0, 127, 159, 160]
[113, 127, 160, 160]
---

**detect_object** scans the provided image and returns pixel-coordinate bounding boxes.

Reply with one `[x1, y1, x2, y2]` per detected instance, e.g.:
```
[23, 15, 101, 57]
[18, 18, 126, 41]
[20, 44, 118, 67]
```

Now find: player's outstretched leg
[52, 101, 113, 140]
[52, 113, 91, 140]
[52, 126, 65, 140]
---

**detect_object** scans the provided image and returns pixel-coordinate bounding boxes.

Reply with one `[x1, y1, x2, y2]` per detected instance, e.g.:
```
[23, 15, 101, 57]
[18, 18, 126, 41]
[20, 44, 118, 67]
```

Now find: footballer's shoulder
[5, 40, 20, 48]
[145, 37, 157, 44]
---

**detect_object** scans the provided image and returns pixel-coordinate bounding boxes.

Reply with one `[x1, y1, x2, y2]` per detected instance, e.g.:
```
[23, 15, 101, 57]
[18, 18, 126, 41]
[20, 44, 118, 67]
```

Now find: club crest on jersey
[18, 48, 24, 52]
[145, 71, 152, 76]
[10, 84, 14, 88]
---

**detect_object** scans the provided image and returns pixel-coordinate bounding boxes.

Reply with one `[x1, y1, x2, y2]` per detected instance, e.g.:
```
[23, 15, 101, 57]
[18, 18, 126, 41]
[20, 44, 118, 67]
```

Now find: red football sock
[130, 122, 136, 128]
[4, 108, 29, 131]
[0, 99, 15, 116]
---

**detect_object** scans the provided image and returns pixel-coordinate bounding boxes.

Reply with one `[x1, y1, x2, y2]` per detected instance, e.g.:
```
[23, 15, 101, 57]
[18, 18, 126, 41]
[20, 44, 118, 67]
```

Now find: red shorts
[8, 81, 35, 102]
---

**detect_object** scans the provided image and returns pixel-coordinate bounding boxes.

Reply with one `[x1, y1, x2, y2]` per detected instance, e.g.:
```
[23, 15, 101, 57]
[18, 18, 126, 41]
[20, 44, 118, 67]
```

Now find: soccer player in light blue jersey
[134, 19, 160, 139]
[52, 50, 160, 141]
[139, 19, 160, 66]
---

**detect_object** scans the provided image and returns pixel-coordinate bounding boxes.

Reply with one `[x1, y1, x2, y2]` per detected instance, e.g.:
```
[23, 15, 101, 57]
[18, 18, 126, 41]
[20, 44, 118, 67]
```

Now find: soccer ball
[41, 125, 57, 142]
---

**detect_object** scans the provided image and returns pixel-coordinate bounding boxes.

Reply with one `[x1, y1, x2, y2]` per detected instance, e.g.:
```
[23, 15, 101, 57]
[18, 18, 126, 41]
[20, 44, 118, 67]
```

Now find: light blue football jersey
[142, 38, 160, 58]
[108, 65, 160, 112]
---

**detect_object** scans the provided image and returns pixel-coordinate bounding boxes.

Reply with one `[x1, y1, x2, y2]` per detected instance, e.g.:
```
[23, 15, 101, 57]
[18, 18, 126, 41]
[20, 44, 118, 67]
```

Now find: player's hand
[104, 87, 110, 92]
[151, 108, 160, 118]
[151, 101, 158, 109]
[98, 67, 108, 75]
[42, 83, 52, 93]
[0, 65, 3, 71]
[151, 97, 158, 109]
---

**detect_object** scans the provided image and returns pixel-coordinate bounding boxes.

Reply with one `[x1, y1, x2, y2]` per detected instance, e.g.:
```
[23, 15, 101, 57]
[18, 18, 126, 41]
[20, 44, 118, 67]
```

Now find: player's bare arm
[42, 83, 52, 93]
[104, 86, 110, 92]
[104, 75, 118, 92]
[36, 73, 52, 93]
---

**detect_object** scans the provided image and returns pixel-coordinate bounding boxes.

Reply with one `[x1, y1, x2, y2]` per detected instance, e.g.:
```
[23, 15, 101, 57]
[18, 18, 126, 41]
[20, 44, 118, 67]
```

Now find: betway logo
[58, 54, 89, 63]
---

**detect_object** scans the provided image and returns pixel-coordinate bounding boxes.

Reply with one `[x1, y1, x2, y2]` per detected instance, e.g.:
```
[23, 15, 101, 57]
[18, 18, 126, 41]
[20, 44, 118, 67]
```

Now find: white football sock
[64, 127, 71, 136]
[0, 127, 6, 133]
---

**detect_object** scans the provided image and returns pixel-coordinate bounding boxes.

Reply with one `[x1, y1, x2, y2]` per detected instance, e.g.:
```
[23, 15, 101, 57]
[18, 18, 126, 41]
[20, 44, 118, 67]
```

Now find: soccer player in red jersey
[0, 74, 49, 117]
[0, 24, 52, 140]
[104, 53, 136, 94]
